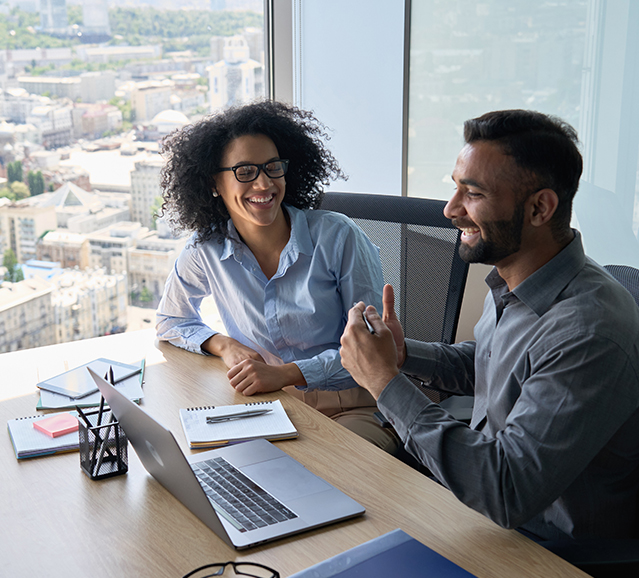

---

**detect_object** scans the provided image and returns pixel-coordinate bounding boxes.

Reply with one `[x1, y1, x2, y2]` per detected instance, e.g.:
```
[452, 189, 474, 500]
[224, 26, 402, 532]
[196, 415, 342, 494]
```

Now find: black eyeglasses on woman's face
[216, 159, 289, 183]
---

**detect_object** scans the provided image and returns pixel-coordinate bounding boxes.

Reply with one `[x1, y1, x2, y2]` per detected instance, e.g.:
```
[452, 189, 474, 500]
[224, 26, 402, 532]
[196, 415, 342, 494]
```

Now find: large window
[278, 0, 639, 269]
[0, 0, 266, 352]
[407, 0, 639, 268]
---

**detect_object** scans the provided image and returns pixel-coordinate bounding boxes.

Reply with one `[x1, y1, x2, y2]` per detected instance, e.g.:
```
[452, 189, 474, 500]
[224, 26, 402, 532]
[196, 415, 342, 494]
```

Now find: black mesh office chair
[320, 192, 469, 401]
[541, 264, 639, 577]
[604, 265, 639, 306]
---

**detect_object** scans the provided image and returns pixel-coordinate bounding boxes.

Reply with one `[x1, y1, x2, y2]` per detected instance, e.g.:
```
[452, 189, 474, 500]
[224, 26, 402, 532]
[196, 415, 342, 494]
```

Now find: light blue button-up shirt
[156, 205, 383, 391]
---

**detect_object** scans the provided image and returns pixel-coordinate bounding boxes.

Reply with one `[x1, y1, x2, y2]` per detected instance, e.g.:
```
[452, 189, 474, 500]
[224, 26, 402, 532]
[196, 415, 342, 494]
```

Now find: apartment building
[52, 268, 128, 343]
[85, 221, 148, 274]
[27, 103, 74, 149]
[0, 202, 57, 263]
[0, 276, 55, 353]
[127, 222, 187, 303]
[132, 81, 173, 122]
[18, 76, 82, 101]
[0, 89, 51, 124]
[72, 103, 122, 139]
[36, 230, 89, 270]
[130, 157, 164, 228]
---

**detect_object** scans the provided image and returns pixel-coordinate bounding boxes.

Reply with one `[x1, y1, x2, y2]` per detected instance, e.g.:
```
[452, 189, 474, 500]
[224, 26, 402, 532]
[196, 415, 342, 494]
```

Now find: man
[340, 110, 639, 541]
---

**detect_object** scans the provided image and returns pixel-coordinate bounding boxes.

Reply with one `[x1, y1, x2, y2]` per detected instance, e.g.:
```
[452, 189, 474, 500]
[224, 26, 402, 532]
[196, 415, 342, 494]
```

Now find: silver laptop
[88, 368, 365, 549]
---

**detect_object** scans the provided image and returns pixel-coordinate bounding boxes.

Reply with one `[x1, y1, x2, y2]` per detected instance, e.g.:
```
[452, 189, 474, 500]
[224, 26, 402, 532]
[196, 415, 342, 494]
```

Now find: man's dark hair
[464, 110, 583, 240]
[159, 100, 345, 242]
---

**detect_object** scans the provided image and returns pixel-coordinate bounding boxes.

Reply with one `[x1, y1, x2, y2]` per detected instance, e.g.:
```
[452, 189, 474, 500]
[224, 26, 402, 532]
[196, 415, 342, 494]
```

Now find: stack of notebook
[7, 412, 80, 459]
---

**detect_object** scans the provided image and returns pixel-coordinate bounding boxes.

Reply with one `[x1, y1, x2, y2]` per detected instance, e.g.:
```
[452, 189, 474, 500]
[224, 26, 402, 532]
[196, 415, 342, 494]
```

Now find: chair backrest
[604, 265, 639, 307]
[320, 192, 469, 345]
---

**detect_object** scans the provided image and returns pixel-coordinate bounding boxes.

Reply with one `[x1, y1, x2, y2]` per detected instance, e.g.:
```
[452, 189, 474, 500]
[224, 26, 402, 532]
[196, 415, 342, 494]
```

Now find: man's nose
[443, 189, 464, 221]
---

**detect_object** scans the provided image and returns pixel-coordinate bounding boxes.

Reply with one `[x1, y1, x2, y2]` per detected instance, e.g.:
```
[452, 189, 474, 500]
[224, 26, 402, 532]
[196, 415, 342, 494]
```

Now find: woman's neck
[235, 208, 291, 279]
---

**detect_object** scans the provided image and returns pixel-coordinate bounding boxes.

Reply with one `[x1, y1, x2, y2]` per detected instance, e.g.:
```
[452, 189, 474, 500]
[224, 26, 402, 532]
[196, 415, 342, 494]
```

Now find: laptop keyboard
[192, 456, 298, 533]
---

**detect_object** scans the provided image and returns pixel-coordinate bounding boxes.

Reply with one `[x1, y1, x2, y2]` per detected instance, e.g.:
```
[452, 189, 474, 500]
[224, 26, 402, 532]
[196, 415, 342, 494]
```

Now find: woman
[156, 100, 400, 454]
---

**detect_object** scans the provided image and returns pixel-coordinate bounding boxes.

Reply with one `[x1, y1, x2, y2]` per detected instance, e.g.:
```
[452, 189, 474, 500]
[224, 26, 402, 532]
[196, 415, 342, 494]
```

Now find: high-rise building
[207, 36, 263, 111]
[130, 158, 164, 228]
[82, 0, 111, 39]
[39, 0, 69, 34]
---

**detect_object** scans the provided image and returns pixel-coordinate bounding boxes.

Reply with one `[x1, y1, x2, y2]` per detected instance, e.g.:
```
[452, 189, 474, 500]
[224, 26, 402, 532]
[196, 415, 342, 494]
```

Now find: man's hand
[227, 361, 305, 396]
[382, 284, 406, 368]
[340, 300, 401, 400]
[201, 334, 265, 369]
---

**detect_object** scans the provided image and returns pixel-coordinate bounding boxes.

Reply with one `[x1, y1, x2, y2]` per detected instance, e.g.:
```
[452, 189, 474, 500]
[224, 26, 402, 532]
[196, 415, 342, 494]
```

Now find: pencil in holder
[77, 407, 128, 480]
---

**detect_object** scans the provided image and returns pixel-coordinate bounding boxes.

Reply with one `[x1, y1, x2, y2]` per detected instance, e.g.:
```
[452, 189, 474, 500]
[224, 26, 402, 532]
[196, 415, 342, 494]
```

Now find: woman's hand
[202, 334, 265, 369]
[227, 361, 306, 396]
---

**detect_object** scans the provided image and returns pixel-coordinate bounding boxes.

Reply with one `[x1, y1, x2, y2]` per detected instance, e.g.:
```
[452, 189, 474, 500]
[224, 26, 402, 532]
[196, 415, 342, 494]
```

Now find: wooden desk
[0, 330, 588, 577]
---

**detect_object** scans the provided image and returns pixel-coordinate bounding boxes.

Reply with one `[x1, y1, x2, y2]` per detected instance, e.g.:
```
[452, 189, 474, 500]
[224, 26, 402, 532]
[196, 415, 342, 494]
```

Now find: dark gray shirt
[378, 231, 639, 540]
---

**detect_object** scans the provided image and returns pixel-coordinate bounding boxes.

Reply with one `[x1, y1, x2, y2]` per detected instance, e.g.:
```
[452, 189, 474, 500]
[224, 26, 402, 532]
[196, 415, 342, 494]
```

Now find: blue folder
[289, 528, 477, 577]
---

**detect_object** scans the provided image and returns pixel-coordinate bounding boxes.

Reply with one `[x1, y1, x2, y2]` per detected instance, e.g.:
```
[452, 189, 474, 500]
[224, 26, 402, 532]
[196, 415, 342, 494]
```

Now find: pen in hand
[353, 302, 375, 334]
[206, 409, 273, 424]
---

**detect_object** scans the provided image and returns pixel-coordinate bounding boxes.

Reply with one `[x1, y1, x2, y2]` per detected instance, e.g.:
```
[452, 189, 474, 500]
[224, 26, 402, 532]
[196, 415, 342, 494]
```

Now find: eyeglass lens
[234, 161, 287, 182]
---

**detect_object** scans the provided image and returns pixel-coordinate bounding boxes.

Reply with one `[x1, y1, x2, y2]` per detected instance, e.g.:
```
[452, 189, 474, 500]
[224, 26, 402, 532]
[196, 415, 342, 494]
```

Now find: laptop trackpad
[242, 456, 332, 501]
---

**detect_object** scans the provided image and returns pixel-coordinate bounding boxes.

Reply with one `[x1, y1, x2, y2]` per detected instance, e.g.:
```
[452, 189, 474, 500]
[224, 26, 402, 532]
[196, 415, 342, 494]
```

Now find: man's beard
[455, 203, 525, 265]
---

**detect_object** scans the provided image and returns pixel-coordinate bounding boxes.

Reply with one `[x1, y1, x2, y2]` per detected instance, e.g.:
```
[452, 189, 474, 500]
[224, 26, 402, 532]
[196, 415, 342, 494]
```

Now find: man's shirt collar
[486, 230, 586, 317]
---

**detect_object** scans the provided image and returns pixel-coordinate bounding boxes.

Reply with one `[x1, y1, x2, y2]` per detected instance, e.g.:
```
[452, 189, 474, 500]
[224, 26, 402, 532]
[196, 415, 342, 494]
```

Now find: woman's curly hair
[159, 100, 345, 242]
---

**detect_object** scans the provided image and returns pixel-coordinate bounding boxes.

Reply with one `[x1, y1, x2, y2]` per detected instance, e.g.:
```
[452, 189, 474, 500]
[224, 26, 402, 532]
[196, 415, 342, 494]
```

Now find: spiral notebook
[179, 400, 298, 448]
[7, 412, 80, 459]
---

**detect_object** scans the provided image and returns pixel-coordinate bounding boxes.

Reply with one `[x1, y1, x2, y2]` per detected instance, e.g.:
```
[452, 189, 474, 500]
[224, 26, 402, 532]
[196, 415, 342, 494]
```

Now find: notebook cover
[288, 528, 477, 577]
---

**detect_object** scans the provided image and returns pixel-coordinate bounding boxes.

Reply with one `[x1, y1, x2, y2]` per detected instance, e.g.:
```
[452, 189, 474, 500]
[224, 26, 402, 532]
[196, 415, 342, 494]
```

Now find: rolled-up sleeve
[156, 245, 217, 354]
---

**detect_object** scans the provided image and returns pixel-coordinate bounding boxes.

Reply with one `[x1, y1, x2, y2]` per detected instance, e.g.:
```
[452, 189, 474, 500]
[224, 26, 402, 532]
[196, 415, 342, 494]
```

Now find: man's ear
[528, 188, 559, 227]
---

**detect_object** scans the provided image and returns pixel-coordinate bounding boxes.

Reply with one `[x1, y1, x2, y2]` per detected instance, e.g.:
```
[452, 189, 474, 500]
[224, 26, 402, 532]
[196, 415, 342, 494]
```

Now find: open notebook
[179, 400, 298, 448]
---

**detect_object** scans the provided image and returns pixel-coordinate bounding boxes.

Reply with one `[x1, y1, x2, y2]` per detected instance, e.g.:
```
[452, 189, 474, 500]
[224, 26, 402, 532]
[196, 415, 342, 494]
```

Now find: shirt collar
[218, 204, 315, 262]
[486, 230, 586, 317]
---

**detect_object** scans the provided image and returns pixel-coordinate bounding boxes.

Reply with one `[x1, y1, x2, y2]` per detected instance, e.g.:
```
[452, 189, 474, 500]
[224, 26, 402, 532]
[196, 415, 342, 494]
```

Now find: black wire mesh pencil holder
[78, 406, 128, 480]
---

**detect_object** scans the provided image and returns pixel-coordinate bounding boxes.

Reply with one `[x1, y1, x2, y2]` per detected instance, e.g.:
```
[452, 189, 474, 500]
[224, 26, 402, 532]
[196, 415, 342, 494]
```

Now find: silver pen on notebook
[206, 409, 273, 424]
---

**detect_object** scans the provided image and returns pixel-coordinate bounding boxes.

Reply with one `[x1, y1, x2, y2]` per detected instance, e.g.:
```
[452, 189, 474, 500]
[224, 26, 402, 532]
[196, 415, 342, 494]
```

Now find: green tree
[150, 196, 163, 229]
[10, 181, 29, 200]
[27, 171, 45, 196]
[0, 187, 13, 200]
[7, 160, 22, 183]
[3, 249, 24, 283]
[139, 285, 154, 303]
